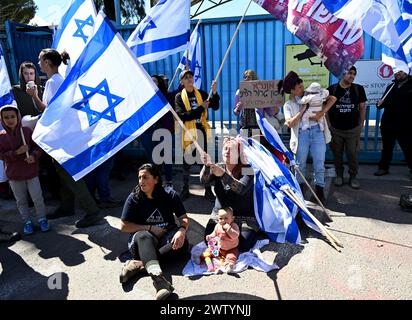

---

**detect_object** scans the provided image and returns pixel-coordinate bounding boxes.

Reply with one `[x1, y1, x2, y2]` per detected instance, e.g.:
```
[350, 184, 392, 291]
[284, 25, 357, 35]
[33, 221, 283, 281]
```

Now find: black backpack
[400, 193, 412, 212]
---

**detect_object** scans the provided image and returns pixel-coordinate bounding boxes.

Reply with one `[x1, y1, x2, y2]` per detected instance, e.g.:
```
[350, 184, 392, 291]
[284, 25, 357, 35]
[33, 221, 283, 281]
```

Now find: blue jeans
[296, 124, 326, 188]
[86, 157, 114, 201]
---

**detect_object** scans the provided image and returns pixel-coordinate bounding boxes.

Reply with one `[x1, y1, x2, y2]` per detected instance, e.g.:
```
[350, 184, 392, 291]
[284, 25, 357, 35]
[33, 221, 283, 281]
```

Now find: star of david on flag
[52, 0, 97, 76]
[73, 15, 94, 43]
[127, 0, 190, 64]
[178, 23, 202, 89]
[72, 79, 124, 126]
[33, 12, 172, 181]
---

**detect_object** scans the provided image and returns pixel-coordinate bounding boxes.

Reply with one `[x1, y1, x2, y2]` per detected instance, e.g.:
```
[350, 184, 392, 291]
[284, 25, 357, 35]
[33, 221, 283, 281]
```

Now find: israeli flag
[33, 12, 172, 181]
[0, 44, 15, 107]
[127, 0, 190, 64]
[241, 137, 321, 244]
[320, 0, 373, 25]
[178, 23, 202, 89]
[52, 0, 97, 76]
[255, 109, 296, 166]
[322, 0, 412, 69]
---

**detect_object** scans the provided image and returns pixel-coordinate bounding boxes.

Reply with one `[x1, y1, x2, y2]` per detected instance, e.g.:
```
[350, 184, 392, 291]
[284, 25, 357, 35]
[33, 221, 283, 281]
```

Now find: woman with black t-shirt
[200, 137, 260, 252]
[119, 163, 189, 300]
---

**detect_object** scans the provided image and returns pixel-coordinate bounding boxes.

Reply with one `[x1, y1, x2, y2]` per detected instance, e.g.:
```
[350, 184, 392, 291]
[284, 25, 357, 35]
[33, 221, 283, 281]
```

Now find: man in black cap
[175, 70, 220, 201]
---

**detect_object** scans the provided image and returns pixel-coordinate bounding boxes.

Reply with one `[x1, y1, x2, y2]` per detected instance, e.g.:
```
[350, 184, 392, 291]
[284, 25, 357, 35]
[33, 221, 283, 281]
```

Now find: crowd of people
[1, 47, 411, 299]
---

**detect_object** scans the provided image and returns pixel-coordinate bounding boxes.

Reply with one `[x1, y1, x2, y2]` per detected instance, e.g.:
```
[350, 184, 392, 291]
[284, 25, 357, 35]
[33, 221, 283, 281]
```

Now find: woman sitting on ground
[200, 136, 261, 252]
[119, 163, 189, 300]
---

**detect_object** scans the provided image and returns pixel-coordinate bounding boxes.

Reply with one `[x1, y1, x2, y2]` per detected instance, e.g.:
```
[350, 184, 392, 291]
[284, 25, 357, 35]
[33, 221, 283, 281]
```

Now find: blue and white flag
[33, 12, 172, 181]
[0, 44, 15, 107]
[178, 23, 202, 89]
[320, 0, 373, 25]
[240, 137, 321, 244]
[127, 0, 190, 64]
[255, 109, 296, 166]
[52, 0, 97, 76]
[322, 0, 412, 69]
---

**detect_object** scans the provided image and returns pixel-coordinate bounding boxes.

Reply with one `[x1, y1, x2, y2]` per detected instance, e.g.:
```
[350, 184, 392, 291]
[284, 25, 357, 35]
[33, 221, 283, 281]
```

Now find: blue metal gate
[2, 15, 404, 163]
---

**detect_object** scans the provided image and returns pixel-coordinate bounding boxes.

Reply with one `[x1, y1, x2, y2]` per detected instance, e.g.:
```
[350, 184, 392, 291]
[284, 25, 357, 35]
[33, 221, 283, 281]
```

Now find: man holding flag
[375, 66, 412, 178]
[175, 70, 219, 201]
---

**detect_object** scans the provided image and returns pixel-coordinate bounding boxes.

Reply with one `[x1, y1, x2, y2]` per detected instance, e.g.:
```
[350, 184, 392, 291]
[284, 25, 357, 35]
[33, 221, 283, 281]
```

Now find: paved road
[1, 164, 411, 300]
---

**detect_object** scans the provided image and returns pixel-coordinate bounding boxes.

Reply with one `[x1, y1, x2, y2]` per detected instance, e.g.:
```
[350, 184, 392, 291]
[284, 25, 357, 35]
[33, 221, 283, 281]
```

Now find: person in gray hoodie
[0, 104, 49, 235]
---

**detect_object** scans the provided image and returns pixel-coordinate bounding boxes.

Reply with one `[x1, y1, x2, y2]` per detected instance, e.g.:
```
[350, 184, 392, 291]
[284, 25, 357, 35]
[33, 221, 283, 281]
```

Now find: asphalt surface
[0, 164, 411, 300]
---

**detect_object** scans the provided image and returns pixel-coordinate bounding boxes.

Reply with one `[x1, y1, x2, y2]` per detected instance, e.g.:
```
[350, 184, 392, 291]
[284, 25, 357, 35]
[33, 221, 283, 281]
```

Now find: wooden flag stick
[294, 166, 333, 221]
[207, 0, 253, 99]
[20, 127, 30, 159]
[284, 188, 342, 251]
[168, 107, 205, 156]
[287, 189, 343, 248]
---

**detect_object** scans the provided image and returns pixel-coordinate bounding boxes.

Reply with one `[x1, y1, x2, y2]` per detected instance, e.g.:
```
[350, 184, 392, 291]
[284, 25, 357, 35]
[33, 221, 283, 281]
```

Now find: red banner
[255, 0, 364, 77]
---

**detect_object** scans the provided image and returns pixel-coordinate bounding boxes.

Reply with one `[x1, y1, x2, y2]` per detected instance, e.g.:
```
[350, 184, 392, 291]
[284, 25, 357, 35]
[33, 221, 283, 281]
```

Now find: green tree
[0, 0, 37, 26]
[94, 0, 146, 24]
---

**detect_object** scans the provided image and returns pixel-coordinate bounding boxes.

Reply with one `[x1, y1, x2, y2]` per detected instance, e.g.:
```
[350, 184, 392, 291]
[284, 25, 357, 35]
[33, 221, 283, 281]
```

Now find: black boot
[313, 185, 326, 205]
[151, 274, 174, 300]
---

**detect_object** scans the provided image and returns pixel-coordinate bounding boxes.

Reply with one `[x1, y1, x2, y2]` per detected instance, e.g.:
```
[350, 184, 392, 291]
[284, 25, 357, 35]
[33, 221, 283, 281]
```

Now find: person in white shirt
[282, 71, 336, 204]
[26, 48, 69, 111]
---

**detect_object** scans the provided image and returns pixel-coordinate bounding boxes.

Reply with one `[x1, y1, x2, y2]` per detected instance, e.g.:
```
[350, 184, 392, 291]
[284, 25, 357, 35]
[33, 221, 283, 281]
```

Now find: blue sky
[34, 0, 268, 25]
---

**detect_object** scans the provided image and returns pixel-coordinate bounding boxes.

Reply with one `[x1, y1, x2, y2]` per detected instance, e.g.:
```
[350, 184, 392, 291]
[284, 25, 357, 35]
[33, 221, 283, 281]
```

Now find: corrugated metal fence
[1, 14, 404, 163]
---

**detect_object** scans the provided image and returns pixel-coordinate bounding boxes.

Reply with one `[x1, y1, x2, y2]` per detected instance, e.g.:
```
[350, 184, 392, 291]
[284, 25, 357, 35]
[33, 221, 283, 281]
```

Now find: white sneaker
[164, 183, 174, 193]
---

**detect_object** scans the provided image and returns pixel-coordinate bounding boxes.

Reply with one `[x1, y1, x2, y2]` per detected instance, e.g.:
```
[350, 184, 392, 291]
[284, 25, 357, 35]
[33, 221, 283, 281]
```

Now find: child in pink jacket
[0, 105, 48, 235]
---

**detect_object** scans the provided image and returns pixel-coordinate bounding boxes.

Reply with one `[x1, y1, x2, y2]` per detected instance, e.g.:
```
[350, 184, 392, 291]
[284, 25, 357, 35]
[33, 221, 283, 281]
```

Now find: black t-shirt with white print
[327, 83, 367, 130]
[121, 189, 186, 231]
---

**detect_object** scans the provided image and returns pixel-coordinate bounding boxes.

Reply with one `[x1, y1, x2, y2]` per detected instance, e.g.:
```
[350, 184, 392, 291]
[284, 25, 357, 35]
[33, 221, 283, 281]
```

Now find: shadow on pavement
[0, 242, 69, 299]
[23, 227, 91, 267]
[262, 242, 305, 300]
[72, 219, 129, 261]
[180, 292, 265, 300]
[328, 180, 412, 224]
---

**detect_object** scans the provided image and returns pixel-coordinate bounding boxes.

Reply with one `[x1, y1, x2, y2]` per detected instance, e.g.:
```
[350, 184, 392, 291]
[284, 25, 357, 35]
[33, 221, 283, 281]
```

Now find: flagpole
[286, 189, 342, 248]
[207, 0, 253, 100]
[283, 188, 343, 251]
[20, 128, 30, 159]
[167, 19, 203, 92]
[168, 67, 181, 92]
[376, 82, 395, 107]
[169, 107, 205, 155]
[294, 166, 333, 221]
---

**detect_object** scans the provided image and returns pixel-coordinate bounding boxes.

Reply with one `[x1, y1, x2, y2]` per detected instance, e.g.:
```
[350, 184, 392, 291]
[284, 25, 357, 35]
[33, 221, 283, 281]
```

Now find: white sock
[146, 260, 162, 276]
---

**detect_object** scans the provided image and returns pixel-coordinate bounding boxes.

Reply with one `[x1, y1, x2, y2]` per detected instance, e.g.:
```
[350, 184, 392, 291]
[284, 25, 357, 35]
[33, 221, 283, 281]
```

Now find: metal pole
[114, 0, 122, 26]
